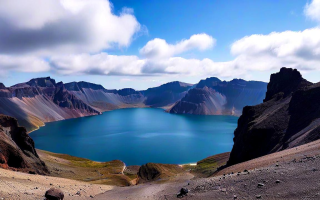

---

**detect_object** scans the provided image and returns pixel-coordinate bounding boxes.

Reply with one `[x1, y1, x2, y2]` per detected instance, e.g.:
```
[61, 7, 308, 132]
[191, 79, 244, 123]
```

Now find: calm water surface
[31, 108, 238, 165]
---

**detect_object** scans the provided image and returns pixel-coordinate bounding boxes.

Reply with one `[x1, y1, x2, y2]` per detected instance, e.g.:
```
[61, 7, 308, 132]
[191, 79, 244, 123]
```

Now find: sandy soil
[0, 167, 113, 200]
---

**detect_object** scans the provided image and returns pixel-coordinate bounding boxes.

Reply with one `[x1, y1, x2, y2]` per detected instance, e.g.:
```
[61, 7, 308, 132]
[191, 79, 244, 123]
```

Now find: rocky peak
[160, 81, 192, 88]
[0, 83, 5, 89]
[264, 67, 311, 102]
[196, 77, 221, 88]
[64, 81, 105, 91]
[26, 77, 56, 88]
[118, 88, 140, 96]
[227, 68, 320, 167]
[64, 82, 81, 91]
[77, 81, 105, 90]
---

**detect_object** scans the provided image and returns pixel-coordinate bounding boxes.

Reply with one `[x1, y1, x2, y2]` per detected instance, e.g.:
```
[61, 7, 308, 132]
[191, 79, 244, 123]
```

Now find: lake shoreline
[30, 108, 238, 166]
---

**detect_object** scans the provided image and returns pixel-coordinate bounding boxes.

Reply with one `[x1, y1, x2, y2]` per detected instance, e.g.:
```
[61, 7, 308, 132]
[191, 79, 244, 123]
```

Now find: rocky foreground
[94, 139, 320, 200]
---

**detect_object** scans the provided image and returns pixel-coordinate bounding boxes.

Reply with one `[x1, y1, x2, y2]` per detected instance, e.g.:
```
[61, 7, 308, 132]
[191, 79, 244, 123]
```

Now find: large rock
[227, 67, 316, 166]
[137, 163, 185, 183]
[0, 114, 48, 174]
[45, 188, 64, 200]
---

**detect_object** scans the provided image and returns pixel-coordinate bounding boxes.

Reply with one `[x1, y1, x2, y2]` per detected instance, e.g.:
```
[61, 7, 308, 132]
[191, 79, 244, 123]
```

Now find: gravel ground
[95, 139, 320, 200]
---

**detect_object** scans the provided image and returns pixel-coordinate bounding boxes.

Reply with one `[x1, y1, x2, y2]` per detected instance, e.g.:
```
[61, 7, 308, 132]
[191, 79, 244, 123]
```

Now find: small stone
[275, 180, 281, 183]
[177, 188, 188, 198]
[90, 195, 94, 198]
[256, 195, 262, 199]
[233, 194, 237, 199]
[258, 183, 264, 187]
[221, 188, 227, 192]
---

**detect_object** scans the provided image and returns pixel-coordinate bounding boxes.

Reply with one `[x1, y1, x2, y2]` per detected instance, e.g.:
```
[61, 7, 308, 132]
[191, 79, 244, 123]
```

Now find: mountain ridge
[0, 77, 267, 132]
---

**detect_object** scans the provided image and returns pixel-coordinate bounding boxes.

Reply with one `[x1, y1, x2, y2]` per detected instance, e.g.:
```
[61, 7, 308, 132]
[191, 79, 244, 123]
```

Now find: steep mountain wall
[227, 68, 317, 166]
[0, 114, 48, 174]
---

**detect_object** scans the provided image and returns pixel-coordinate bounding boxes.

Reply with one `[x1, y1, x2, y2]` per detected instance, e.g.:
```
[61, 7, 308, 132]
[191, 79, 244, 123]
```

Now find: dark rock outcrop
[45, 188, 64, 200]
[170, 78, 267, 115]
[0, 114, 48, 174]
[137, 163, 185, 183]
[227, 68, 315, 166]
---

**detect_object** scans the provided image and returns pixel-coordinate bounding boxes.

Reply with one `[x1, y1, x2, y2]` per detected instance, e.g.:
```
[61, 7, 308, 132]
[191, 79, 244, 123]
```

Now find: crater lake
[30, 108, 238, 165]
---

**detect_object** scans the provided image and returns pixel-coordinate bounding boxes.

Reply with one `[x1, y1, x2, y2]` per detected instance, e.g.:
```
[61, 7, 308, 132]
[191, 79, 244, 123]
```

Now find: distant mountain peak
[196, 77, 221, 88]
[0, 83, 5, 89]
[64, 81, 105, 91]
[26, 77, 56, 88]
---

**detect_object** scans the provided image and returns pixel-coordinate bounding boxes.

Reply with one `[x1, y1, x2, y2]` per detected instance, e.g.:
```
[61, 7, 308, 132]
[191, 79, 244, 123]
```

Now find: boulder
[45, 188, 64, 200]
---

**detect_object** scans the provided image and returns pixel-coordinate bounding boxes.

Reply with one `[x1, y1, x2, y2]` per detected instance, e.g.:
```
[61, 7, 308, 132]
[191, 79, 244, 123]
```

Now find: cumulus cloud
[2, 0, 320, 80]
[0, 55, 50, 74]
[0, 0, 141, 55]
[49, 26, 320, 78]
[49, 53, 242, 78]
[230, 28, 320, 71]
[140, 34, 215, 58]
[50, 53, 145, 76]
[305, 0, 320, 23]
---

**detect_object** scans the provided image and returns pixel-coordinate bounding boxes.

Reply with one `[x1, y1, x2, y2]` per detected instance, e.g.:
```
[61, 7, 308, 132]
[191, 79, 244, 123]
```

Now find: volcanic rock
[45, 188, 64, 200]
[227, 67, 317, 166]
[0, 114, 48, 174]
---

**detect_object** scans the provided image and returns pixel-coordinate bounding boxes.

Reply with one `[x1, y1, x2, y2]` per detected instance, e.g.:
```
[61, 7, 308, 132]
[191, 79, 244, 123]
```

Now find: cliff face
[169, 78, 267, 115]
[227, 68, 315, 166]
[0, 114, 48, 174]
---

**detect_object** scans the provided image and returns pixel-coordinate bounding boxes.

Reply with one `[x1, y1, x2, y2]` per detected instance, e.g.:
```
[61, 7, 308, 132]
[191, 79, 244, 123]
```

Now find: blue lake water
[30, 108, 238, 166]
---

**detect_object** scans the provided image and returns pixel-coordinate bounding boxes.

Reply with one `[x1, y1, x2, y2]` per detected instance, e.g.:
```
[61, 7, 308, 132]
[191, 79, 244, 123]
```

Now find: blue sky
[1, 0, 320, 89]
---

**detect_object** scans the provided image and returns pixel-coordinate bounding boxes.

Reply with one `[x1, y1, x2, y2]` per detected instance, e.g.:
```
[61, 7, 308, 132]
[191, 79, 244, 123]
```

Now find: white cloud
[230, 28, 320, 71]
[50, 53, 145, 76]
[49, 53, 243, 78]
[140, 34, 215, 58]
[0, 55, 50, 73]
[305, 0, 320, 23]
[2, 0, 320, 80]
[49, 26, 320, 78]
[0, 0, 141, 55]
